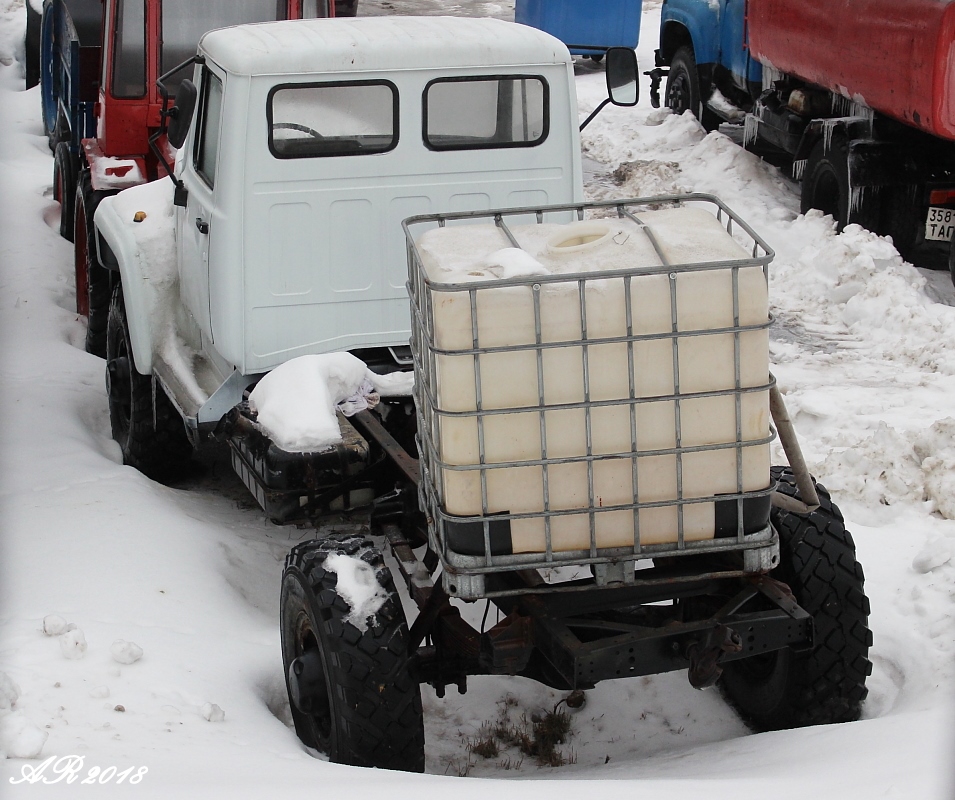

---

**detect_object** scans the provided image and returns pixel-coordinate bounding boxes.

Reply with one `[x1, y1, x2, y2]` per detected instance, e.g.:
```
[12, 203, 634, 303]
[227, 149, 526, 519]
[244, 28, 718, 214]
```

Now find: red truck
[655, 0, 955, 281]
[33, 0, 334, 358]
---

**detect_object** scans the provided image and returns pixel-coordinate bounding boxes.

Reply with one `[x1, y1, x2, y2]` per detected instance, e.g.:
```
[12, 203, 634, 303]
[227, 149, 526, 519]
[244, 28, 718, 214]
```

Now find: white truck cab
[94, 17, 611, 438]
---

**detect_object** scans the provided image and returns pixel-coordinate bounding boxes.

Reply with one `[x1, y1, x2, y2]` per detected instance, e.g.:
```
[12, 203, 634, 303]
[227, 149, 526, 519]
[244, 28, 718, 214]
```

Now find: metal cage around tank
[404, 194, 779, 598]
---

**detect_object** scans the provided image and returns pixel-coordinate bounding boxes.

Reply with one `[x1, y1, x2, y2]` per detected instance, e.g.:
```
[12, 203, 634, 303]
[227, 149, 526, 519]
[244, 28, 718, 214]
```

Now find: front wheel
[281, 533, 425, 772]
[105, 285, 192, 481]
[74, 171, 111, 357]
[665, 46, 720, 132]
[53, 142, 77, 241]
[720, 467, 872, 729]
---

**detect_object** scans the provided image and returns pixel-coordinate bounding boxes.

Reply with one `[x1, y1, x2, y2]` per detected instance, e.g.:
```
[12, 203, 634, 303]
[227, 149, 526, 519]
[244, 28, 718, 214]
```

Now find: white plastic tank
[416, 207, 771, 553]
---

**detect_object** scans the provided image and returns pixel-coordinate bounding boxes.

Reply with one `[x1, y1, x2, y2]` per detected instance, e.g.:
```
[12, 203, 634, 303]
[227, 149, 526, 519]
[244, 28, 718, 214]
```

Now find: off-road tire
[720, 466, 872, 730]
[106, 285, 192, 481]
[665, 46, 720, 132]
[74, 170, 111, 357]
[53, 141, 77, 241]
[281, 533, 425, 772]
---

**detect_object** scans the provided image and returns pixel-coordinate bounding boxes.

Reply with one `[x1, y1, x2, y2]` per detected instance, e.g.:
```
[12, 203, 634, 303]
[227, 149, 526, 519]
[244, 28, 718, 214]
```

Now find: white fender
[93, 177, 179, 376]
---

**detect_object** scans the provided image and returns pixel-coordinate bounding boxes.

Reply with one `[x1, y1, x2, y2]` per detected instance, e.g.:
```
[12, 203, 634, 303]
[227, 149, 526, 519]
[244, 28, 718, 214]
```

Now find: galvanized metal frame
[404, 194, 778, 593]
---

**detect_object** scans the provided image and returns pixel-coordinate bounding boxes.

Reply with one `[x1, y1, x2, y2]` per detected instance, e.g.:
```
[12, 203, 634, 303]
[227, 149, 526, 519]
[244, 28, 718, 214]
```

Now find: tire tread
[721, 467, 872, 729]
[283, 533, 425, 772]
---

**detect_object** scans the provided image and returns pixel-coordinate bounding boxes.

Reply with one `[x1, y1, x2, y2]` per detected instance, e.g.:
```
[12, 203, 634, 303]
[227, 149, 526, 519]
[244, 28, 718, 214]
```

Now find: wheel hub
[288, 648, 329, 717]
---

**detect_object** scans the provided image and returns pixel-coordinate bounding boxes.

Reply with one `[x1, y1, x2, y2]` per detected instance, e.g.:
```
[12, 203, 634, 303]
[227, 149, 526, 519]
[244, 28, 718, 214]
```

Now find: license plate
[925, 206, 955, 242]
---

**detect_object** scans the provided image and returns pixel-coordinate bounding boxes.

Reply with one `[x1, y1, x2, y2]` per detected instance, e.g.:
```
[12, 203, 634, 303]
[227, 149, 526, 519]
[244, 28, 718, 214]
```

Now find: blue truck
[516, 0, 642, 59]
[654, 0, 955, 278]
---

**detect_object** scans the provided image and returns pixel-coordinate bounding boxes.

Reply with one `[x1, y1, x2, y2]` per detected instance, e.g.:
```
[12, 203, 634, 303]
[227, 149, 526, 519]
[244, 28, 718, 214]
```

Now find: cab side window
[424, 76, 549, 151]
[194, 70, 224, 188]
[111, 0, 146, 98]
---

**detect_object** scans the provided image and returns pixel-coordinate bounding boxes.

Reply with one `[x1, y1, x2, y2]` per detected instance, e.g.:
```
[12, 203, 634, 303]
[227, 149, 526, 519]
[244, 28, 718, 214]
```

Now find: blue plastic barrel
[515, 0, 642, 56]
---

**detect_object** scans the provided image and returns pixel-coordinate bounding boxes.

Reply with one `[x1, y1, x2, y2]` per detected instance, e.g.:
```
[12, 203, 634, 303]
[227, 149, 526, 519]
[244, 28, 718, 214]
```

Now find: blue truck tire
[665, 46, 720, 131]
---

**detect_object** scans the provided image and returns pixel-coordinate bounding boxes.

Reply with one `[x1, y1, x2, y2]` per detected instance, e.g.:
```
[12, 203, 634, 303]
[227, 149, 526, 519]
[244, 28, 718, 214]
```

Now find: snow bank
[0, 672, 19, 715]
[0, 673, 46, 760]
[0, 712, 48, 759]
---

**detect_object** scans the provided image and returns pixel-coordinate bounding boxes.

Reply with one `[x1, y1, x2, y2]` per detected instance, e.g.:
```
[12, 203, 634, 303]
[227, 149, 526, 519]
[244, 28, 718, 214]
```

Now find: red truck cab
[43, 0, 334, 358]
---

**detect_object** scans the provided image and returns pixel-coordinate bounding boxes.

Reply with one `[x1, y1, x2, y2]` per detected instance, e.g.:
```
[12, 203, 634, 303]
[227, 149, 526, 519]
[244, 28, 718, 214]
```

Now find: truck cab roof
[199, 16, 573, 76]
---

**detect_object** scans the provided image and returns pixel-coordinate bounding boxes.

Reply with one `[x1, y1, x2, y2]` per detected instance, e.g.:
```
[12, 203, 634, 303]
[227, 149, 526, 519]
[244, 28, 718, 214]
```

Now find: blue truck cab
[654, 0, 760, 130]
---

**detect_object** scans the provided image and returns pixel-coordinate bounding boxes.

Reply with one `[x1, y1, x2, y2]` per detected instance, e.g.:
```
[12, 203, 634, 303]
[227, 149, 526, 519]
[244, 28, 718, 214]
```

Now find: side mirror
[167, 79, 198, 150]
[605, 48, 639, 106]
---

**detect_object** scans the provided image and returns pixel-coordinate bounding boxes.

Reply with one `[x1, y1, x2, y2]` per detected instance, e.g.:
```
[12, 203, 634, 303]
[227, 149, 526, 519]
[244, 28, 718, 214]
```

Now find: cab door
[719, 0, 758, 91]
[177, 65, 223, 341]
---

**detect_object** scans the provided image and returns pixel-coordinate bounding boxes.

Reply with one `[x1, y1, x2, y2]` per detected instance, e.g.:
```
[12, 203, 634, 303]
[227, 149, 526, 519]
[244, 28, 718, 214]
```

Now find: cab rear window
[268, 81, 398, 158]
[424, 75, 549, 151]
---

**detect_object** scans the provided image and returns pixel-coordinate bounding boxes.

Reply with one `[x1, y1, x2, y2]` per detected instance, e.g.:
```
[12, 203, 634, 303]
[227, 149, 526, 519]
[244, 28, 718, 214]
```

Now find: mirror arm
[579, 98, 611, 132]
[150, 55, 205, 207]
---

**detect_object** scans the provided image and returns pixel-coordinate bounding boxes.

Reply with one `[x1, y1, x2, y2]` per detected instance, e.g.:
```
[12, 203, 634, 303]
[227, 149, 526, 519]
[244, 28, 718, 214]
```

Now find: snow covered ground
[1, 1, 954, 797]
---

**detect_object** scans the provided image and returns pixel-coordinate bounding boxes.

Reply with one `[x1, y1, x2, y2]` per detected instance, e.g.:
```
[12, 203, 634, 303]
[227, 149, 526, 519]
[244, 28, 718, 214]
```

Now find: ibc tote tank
[411, 202, 773, 555]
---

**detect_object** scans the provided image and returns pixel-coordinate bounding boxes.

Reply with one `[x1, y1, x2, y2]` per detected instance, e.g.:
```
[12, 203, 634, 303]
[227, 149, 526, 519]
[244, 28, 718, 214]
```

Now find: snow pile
[0, 712, 48, 760]
[58, 628, 87, 659]
[0, 672, 19, 715]
[324, 553, 389, 631]
[0, 672, 46, 760]
[41, 614, 73, 636]
[110, 639, 144, 665]
[914, 419, 955, 520]
[248, 352, 413, 452]
[200, 702, 226, 722]
[807, 414, 955, 522]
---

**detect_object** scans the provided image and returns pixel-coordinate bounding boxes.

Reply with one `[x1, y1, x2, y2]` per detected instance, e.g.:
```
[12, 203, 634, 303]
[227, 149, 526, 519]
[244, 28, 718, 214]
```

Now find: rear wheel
[105, 285, 192, 481]
[665, 46, 720, 132]
[53, 141, 77, 241]
[801, 137, 851, 230]
[720, 467, 872, 729]
[281, 533, 425, 772]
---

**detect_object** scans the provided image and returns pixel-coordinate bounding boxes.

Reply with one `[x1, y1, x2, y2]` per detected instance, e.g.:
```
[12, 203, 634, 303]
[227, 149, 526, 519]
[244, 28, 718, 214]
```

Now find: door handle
[195, 218, 209, 234]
